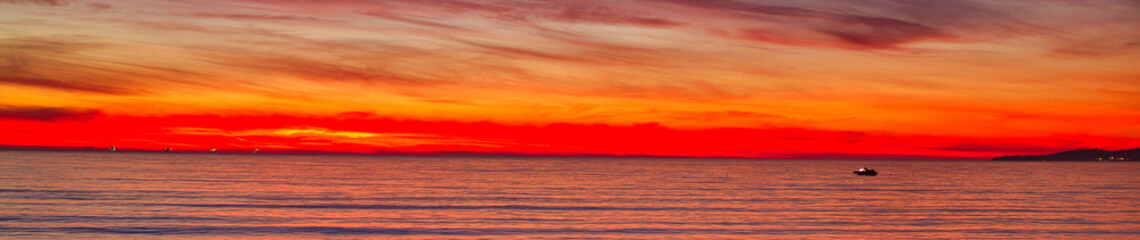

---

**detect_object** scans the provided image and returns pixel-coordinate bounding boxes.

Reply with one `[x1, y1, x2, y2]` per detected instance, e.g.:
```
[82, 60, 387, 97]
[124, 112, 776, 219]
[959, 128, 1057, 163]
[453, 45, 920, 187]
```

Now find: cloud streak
[0, 0, 69, 6]
[0, 38, 151, 95]
[362, 0, 682, 28]
[662, 0, 958, 49]
[0, 105, 103, 122]
[0, 76, 140, 95]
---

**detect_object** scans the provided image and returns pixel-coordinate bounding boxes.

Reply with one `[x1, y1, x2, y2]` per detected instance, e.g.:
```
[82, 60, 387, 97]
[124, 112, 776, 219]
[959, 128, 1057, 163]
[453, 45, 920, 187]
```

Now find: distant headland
[993, 148, 1139, 161]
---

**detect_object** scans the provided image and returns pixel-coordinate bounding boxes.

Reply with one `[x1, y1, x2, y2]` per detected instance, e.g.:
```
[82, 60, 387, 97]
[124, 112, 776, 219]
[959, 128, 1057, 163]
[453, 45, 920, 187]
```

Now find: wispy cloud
[504, 2, 682, 27]
[198, 52, 451, 86]
[361, 0, 682, 28]
[0, 38, 146, 94]
[360, 12, 471, 31]
[663, 0, 954, 49]
[455, 39, 597, 64]
[656, 0, 1104, 51]
[187, 12, 331, 22]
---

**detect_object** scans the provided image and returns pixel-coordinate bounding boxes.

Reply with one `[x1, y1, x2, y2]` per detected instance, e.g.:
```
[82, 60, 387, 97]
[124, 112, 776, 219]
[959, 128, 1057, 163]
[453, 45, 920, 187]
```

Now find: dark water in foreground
[1, 151, 1138, 239]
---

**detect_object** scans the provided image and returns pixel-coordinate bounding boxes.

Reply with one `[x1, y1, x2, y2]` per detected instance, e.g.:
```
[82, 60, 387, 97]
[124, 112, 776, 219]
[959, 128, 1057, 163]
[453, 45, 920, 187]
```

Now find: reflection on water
[1, 151, 1138, 239]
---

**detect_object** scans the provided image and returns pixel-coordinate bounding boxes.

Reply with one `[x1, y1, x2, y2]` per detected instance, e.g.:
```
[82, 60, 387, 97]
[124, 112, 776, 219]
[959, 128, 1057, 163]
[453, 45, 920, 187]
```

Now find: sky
[1, 0, 1138, 159]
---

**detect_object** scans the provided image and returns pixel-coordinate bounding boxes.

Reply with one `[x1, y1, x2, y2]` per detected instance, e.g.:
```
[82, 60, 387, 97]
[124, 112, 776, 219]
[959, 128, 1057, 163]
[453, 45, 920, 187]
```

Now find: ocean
[1, 151, 1138, 239]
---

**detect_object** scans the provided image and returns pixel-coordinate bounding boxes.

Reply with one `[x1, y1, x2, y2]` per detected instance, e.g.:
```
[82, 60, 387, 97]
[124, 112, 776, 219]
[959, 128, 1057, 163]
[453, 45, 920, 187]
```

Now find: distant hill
[993, 148, 1140, 161]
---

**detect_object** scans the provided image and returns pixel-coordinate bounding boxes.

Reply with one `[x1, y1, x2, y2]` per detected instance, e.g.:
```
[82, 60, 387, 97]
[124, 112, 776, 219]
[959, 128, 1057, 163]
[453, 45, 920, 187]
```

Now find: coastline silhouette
[994, 148, 1138, 161]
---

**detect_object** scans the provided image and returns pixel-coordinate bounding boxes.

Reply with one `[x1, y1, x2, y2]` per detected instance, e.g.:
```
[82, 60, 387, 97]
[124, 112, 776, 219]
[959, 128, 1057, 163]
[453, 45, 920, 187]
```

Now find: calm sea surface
[1, 151, 1138, 239]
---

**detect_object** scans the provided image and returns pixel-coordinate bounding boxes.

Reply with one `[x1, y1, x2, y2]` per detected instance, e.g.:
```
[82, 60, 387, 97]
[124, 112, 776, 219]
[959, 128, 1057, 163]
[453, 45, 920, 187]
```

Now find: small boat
[854, 167, 877, 176]
[210, 148, 217, 153]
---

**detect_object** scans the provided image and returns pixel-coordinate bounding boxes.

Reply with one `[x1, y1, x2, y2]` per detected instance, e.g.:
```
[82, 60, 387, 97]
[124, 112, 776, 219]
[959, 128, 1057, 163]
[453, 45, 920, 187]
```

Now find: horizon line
[0, 144, 989, 161]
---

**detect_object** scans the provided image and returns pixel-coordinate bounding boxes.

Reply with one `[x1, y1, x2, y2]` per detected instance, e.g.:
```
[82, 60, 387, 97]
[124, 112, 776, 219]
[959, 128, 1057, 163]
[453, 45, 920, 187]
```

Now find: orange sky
[2, 0, 1138, 159]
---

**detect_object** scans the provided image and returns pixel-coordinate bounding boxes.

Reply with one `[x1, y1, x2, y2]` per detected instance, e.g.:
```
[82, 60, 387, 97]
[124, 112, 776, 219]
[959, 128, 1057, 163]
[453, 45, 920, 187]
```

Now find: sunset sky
[2, 0, 1138, 159]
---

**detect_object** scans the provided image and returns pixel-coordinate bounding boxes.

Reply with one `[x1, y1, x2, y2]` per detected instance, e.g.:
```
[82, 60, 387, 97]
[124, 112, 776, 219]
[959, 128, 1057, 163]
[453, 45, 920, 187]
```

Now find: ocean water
[1, 151, 1138, 239]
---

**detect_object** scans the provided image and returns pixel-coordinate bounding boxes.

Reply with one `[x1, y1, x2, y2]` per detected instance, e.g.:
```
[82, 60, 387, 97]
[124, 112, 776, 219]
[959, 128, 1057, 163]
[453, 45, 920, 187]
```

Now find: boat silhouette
[854, 167, 877, 176]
